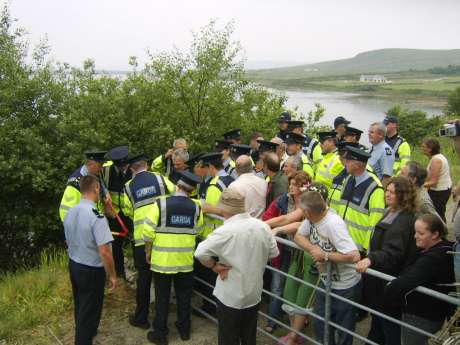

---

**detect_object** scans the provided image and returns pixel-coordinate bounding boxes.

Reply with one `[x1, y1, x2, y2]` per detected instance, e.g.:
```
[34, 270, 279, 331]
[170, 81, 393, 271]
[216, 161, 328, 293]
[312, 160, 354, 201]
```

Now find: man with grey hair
[368, 122, 394, 187]
[195, 189, 279, 345]
[151, 138, 188, 178]
[282, 156, 300, 180]
[229, 155, 268, 219]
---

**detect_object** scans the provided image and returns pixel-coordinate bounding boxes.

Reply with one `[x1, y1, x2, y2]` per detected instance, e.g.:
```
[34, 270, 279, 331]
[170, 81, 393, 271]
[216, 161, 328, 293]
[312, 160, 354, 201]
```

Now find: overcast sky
[5, 0, 460, 70]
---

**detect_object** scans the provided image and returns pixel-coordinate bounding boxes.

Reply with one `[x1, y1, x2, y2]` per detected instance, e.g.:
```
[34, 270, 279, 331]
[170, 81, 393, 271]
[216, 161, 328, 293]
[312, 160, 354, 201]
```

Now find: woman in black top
[384, 214, 454, 345]
[356, 176, 418, 345]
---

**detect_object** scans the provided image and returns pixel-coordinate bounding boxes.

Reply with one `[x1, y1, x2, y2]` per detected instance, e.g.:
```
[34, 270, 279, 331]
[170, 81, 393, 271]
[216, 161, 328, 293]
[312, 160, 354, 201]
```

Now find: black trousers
[152, 271, 194, 337]
[428, 188, 451, 222]
[193, 258, 217, 312]
[133, 244, 152, 323]
[69, 259, 106, 345]
[108, 214, 132, 278]
[216, 300, 259, 345]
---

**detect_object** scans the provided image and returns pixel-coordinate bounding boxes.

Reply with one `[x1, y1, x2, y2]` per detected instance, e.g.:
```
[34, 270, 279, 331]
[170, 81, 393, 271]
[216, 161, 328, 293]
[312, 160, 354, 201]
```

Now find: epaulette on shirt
[92, 208, 104, 219]
[67, 176, 81, 190]
[385, 147, 392, 156]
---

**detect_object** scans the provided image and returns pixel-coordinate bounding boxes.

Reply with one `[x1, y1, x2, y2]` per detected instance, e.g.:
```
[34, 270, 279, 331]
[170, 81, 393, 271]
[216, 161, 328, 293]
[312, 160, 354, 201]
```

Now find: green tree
[386, 105, 442, 145]
[446, 86, 460, 116]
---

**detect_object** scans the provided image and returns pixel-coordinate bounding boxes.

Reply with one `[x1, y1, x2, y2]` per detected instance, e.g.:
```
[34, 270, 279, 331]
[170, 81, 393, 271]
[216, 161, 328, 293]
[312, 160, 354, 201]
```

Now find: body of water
[277, 89, 444, 146]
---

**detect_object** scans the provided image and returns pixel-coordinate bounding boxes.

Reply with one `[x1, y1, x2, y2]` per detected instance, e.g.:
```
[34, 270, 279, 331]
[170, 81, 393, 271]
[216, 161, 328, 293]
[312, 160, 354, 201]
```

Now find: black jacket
[363, 211, 417, 311]
[384, 240, 455, 322]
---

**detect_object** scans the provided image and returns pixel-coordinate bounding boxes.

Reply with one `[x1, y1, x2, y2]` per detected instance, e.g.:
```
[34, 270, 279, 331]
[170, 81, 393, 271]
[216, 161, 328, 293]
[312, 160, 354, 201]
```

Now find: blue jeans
[454, 242, 460, 283]
[313, 280, 362, 345]
[267, 250, 291, 328]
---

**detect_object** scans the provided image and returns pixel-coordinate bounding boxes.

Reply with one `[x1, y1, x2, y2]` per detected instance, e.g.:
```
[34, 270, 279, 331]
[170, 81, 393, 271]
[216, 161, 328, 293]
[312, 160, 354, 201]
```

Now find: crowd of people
[59, 112, 460, 345]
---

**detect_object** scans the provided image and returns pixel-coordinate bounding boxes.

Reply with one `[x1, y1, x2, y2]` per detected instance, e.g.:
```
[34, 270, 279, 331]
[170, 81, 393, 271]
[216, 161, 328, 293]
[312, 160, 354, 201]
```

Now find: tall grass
[0, 249, 72, 341]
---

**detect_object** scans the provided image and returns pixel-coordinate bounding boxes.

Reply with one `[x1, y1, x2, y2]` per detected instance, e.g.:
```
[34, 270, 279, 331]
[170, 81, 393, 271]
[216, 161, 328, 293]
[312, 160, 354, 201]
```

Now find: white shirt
[229, 173, 267, 219]
[427, 153, 452, 191]
[194, 213, 279, 309]
[298, 209, 361, 290]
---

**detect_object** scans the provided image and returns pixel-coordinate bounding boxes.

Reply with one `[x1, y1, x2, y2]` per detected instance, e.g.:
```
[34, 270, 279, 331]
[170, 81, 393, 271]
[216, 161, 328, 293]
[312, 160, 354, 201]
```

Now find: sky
[5, 0, 460, 70]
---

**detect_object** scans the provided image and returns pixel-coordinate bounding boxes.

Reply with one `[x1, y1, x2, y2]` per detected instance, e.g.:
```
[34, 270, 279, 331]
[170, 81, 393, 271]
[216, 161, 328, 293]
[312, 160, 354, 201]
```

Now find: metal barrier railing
[192, 235, 460, 345]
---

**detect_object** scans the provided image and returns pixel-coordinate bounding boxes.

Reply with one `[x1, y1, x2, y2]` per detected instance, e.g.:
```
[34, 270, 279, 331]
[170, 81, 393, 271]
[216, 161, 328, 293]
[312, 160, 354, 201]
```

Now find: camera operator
[441, 120, 460, 281]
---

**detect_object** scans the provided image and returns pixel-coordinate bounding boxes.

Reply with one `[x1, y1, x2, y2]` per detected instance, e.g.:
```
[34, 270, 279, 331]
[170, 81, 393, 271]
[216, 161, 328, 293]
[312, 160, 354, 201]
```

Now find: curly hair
[289, 170, 312, 188]
[387, 176, 419, 213]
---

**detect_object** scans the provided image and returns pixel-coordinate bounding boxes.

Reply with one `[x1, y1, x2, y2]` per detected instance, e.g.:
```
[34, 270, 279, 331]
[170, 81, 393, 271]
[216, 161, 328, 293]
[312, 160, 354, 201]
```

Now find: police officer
[151, 138, 188, 178]
[314, 131, 344, 190]
[336, 146, 385, 252]
[194, 152, 234, 316]
[284, 132, 314, 178]
[368, 122, 394, 187]
[287, 119, 323, 170]
[215, 139, 235, 178]
[223, 129, 242, 145]
[384, 115, 411, 176]
[333, 116, 351, 141]
[276, 111, 291, 140]
[64, 175, 116, 345]
[342, 126, 368, 151]
[144, 171, 204, 345]
[123, 154, 175, 329]
[101, 145, 133, 279]
[59, 150, 107, 221]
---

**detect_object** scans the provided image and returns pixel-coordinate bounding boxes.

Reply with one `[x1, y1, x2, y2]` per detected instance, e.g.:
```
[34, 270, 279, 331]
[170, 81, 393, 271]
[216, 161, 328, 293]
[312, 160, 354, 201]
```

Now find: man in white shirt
[294, 190, 361, 345]
[228, 155, 268, 219]
[195, 189, 279, 345]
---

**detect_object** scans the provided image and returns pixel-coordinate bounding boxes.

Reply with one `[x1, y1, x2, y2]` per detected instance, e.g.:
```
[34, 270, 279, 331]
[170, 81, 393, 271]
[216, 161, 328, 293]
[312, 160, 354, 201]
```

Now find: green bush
[0, 8, 286, 271]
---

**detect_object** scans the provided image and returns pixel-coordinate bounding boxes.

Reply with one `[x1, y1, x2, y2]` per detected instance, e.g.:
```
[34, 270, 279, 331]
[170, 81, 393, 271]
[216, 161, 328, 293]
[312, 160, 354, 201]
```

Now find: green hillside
[249, 48, 460, 80]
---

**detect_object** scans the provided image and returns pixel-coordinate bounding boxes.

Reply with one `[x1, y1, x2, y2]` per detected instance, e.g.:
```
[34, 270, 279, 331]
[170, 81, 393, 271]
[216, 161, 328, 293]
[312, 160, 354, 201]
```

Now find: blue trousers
[267, 250, 291, 328]
[313, 280, 362, 345]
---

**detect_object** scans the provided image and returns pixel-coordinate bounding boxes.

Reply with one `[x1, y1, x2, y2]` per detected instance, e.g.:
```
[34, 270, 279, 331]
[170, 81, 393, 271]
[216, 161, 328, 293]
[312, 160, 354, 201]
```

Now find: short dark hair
[250, 131, 263, 140]
[417, 213, 447, 238]
[264, 153, 280, 173]
[422, 138, 441, 155]
[80, 175, 100, 193]
[209, 158, 223, 170]
[406, 161, 427, 187]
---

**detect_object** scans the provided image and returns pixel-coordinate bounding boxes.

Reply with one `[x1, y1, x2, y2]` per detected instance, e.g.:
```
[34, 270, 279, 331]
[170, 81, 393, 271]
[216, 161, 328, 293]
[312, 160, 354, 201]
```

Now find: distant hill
[249, 48, 460, 79]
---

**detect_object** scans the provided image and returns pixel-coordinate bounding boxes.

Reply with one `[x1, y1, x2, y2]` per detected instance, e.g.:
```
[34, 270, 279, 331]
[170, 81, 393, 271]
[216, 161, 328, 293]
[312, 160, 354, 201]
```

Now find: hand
[272, 227, 283, 236]
[108, 275, 117, 292]
[213, 263, 232, 280]
[165, 149, 174, 159]
[356, 258, 371, 273]
[146, 253, 151, 265]
[309, 245, 326, 262]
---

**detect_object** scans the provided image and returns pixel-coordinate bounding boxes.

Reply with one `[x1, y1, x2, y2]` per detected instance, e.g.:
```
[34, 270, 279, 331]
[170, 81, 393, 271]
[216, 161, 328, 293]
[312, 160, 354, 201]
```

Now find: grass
[0, 250, 73, 343]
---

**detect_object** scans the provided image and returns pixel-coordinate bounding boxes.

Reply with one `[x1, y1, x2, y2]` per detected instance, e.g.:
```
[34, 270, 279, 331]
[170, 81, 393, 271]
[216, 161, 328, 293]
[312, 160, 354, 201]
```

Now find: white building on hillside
[359, 75, 389, 83]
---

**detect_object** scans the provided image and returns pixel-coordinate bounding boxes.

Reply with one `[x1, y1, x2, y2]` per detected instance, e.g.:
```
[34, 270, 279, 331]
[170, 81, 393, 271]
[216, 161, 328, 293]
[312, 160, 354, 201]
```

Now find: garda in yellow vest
[314, 151, 343, 190]
[336, 173, 385, 251]
[201, 174, 234, 239]
[123, 171, 174, 247]
[143, 194, 204, 274]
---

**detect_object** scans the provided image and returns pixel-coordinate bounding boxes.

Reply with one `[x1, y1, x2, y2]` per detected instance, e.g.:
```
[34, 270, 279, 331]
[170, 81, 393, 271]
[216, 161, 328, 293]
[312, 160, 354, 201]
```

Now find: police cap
[177, 170, 201, 189]
[201, 152, 223, 166]
[284, 132, 305, 145]
[344, 126, 363, 137]
[257, 139, 279, 153]
[84, 150, 107, 162]
[343, 146, 371, 163]
[223, 129, 241, 141]
[127, 153, 148, 165]
[186, 153, 204, 168]
[278, 111, 291, 123]
[107, 145, 129, 164]
[230, 144, 251, 157]
[317, 131, 338, 142]
[287, 120, 304, 129]
[337, 141, 360, 155]
[215, 139, 232, 151]
[334, 116, 351, 128]
[383, 115, 399, 125]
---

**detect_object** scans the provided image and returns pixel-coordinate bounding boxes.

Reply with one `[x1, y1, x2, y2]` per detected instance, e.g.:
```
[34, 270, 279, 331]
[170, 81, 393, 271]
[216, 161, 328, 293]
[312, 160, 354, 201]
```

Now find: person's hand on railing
[309, 245, 326, 262]
[356, 258, 371, 273]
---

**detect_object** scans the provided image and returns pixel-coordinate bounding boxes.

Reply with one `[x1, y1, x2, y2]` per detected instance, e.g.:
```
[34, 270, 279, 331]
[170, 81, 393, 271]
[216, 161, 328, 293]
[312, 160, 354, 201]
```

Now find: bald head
[236, 155, 253, 175]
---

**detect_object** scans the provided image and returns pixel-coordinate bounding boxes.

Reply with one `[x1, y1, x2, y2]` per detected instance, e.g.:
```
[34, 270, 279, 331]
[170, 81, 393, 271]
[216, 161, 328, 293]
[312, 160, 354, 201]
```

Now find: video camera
[439, 123, 460, 137]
